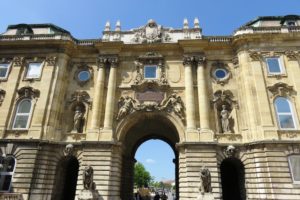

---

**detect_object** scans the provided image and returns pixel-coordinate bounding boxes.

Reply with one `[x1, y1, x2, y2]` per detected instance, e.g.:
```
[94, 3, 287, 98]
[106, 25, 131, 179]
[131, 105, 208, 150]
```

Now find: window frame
[266, 57, 285, 75]
[12, 98, 33, 130]
[274, 97, 297, 130]
[0, 155, 16, 192]
[24, 61, 44, 80]
[288, 154, 300, 184]
[143, 65, 157, 80]
[0, 62, 12, 80]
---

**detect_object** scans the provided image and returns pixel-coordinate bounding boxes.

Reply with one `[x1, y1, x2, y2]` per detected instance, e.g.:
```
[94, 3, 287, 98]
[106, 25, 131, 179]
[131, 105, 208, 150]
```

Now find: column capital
[97, 55, 119, 68]
[183, 55, 206, 66]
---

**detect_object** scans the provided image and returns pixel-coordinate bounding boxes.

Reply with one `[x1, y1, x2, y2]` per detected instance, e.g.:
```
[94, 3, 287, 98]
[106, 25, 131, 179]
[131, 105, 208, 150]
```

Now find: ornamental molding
[45, 56, 57, 65]
[0, 89, 5, 106]
[68, 90, 92, 109]
[12, 57, 24, 67]
[63, 144, 74, 157]
[249, 51, 285, 61]
[267, 82, 296, 97]
[102, 19, 202, 44]
[224, 145, 237, 158]
[73, 63, 94, 87]
[132, 52, 169, 87]
[17, 86, 40, 99]
[210, 61, 231, 85]
[285, 50, 300, 61]
[183, 55, 205, 66]
[97, 55, 119, 68]
[116, 93, 185, 121]
[211, 90, 238, 108]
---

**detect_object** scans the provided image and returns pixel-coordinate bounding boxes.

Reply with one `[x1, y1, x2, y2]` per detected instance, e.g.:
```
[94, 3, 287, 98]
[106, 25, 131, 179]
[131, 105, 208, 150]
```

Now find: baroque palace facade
[0, 15, 300, 200]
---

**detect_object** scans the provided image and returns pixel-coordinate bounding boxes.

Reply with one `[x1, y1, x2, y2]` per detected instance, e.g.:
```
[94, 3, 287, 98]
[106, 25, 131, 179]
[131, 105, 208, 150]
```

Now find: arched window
[274, 97, 296, 129]
[0, 156, 16, 192]
[12, 99, 32, 129]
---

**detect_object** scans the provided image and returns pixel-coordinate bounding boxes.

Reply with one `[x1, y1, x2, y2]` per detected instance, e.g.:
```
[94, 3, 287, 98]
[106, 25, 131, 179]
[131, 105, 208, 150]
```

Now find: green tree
[134, 162, 152, 187]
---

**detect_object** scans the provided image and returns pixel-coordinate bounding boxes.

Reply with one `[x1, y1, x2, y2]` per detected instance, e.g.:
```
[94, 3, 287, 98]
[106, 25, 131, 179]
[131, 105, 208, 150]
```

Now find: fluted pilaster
[90, 57, 106, 130]
[183, 56, 196, 130]
[103, 57, 119, 129]
[196, 56, 210, 130]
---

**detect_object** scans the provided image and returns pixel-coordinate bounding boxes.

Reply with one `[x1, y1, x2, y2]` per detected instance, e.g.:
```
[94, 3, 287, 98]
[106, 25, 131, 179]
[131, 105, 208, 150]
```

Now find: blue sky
[1, 0, 300, 39]
[2, 0, 300, 182]
[135, 140, 175, 182]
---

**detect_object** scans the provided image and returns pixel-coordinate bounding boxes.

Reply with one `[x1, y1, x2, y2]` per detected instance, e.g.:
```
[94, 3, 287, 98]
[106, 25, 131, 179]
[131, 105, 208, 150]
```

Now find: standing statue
[73, 106, 84, 133]
[199, 166, 212, 194]
[161, 93, 184, 119]
[220, 104, 231, 133]
[117, 96, 136, 120]
[83, 165, 95, 190]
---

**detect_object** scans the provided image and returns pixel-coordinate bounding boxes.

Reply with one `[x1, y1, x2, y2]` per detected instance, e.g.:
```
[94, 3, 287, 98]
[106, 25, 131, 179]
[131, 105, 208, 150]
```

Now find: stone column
[90, 58, 106, 130]
[103, 57, 118, 130]
[196, 57, 210, 130]
[183, 56, 196, 130]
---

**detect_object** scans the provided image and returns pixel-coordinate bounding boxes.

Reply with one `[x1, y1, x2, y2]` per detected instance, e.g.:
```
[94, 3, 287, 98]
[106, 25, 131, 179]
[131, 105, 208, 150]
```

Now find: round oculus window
[214, 68, 227, 79]
[78, 70, 90, 82]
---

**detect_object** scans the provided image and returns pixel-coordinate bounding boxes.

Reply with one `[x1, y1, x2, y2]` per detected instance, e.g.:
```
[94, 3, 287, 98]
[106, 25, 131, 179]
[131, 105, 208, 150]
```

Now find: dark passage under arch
[53, 156, 79, 200]
[220, 158, 246, 200]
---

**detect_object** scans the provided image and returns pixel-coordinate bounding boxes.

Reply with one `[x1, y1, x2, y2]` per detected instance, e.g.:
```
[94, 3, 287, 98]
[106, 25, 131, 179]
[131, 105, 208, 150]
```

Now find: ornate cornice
[68, 90, 92, 108]
[267, 82, 296, 97]
[17, 86, 40, 99]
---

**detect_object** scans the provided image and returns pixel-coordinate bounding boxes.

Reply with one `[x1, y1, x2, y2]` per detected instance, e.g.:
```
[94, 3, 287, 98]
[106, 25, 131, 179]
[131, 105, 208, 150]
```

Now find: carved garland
[17, 86, 40, 100]
[267, 82, 296, 98]
[116, 93, 185, 121]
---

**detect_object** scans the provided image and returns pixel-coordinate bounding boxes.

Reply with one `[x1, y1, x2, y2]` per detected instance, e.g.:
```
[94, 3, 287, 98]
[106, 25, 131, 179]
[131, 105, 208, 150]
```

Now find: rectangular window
[144, 65, 157, 79]
[288, 155, 300, 183]
[266, 57, 284, 74]
[26, 62, 42, 79]
[0, 63, 10, 79]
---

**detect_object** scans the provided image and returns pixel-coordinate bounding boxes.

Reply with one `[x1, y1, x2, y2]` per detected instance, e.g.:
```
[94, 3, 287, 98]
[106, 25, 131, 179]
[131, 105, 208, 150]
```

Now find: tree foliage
[134, 162, 152, 187]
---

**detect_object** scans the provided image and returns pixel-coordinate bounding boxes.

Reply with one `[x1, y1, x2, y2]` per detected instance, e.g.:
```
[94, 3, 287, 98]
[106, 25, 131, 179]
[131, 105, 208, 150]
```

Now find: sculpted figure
[199, 166, 212, 194]
[117, 96, 136, 120]
[83, 165, 95, 190]
[63, 144, 74, 157]
[73, 106, 84, 133]
[220, 104, 231, 133]
[161, 93, 184, 119]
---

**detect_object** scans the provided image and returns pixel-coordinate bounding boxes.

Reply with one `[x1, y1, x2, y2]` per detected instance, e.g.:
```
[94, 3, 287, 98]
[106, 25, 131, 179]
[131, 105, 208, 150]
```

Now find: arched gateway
[116, 112, 184, 200]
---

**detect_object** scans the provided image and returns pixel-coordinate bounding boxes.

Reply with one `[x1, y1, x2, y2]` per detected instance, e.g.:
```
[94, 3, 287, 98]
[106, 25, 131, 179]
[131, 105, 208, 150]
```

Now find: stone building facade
[0, 15, 300, 200]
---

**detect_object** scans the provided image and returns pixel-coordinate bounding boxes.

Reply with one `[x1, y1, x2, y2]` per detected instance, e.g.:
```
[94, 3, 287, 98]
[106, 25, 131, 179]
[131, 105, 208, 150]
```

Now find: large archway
[118, 113, 181, 200]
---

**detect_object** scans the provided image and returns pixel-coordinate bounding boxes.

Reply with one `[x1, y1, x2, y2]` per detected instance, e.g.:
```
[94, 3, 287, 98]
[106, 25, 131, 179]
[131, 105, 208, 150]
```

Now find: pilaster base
[99, 129, 114, 141]
[86, 129, 100, 140]
[198, 128, 214, 142]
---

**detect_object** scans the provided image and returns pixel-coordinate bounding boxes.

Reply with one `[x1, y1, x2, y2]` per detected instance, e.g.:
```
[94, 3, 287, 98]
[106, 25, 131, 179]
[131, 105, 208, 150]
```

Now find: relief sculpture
[116, 93, 185, 121]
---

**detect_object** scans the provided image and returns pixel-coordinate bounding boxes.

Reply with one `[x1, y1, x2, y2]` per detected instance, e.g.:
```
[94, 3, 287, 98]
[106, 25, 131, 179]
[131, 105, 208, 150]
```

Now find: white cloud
[145, 158, 156, 164]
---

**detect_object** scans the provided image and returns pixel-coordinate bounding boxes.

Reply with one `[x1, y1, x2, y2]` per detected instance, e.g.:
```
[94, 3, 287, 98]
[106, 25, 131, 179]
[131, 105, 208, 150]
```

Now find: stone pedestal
[197, 193, 215, 200]
[78, 190, 100, 200]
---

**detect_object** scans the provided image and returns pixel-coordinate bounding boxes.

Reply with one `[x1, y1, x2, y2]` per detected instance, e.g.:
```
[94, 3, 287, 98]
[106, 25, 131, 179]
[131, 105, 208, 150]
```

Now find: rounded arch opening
[220, 158, 246, 200]
[52, 156, 79, 200]
[119, 113, 180, 200]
